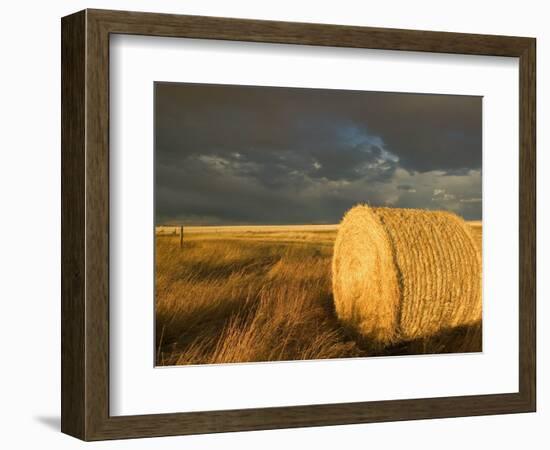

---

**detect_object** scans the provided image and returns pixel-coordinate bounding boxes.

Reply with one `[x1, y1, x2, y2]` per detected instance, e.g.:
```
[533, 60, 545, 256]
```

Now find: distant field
[468, 221, 482, 253]
[156, 223, 480, 244]
[155, 224, 338, 244]
[155, 221, 482, 366]
[156, 224, 338, 234]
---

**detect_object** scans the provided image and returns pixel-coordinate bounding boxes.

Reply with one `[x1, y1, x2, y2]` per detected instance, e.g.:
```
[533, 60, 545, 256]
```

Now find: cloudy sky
[155, 82, 482, 225]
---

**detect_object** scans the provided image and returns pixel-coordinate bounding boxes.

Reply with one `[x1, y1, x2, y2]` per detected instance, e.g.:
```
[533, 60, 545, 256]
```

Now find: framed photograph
[61, 9, 536, 440]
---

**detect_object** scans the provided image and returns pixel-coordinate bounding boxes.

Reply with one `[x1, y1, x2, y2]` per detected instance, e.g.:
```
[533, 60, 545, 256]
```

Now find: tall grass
[156, 232, 360, 365]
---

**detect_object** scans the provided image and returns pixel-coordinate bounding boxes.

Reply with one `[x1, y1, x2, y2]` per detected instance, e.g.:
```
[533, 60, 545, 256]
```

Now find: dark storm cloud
[155, 82, 482, 224]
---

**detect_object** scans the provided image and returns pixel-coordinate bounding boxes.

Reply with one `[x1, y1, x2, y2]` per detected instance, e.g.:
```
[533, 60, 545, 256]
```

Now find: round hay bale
[332, 205, 481, 346]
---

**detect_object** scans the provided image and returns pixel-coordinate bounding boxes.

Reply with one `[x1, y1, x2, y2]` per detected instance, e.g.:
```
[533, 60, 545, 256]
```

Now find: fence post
[180, 225, 184, 249]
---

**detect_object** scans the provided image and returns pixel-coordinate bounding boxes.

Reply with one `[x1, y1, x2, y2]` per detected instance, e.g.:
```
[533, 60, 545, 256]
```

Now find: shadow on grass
[349, 321, 482, 357]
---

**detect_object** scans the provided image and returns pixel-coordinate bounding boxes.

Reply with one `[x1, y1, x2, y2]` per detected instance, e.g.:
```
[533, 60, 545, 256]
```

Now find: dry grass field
[155, 219, 482, 366]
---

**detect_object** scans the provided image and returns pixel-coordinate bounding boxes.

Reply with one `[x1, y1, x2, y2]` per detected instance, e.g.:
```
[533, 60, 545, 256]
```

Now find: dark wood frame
[61, 9, 536, 441]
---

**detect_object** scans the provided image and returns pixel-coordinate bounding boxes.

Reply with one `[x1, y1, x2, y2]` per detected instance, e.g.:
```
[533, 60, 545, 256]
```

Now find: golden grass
[156, 229, 360, 365]
[332, 205, 482, 349]
[156, 218, 482, 365]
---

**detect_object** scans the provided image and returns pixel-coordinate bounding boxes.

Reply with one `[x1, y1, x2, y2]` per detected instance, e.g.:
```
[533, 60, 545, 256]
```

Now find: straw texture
[332, 205, 482, 346]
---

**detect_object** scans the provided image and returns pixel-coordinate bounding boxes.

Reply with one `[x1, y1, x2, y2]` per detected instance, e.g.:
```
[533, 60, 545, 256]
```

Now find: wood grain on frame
[61, 9, 536, 441]
[61, 10, 86, 438]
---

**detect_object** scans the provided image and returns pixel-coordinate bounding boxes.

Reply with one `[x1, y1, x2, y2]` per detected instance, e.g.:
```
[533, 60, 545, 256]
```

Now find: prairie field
[155, 221, 482, 366]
